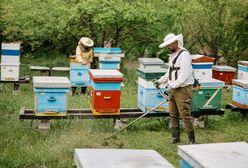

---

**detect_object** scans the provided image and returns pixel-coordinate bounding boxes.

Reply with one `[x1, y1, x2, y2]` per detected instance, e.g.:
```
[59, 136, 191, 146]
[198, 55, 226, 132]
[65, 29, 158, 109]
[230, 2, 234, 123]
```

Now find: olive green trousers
[169, 85, 194, 132]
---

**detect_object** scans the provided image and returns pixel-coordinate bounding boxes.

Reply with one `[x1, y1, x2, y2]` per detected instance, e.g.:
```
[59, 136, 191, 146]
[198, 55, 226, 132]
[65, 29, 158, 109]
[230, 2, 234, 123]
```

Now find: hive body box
[89, 69, 123, 115]
[1, 43, 20, 63]
[99, 57, 121, 69]
[191, 55, 215, 81]
[1, 43, 21, 81]
[70, 63, 90, 87]
[94, 48, 124, 70]
[138, 58, 164, 69]
[238, 61, 248, 79]
[192, 79, 224, 112]
[232, 79, 248, 108]
[178, 142, 248, 168]
[74, 149, 175, 168]
[212, 65, 236, 85]
[136, 67, 168, 112]
[1, 63, 20, 81]
[33, 77, 71, 116]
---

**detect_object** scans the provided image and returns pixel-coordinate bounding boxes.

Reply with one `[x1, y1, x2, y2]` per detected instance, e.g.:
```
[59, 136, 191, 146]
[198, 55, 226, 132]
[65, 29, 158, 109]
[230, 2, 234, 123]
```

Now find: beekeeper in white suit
[155, 33, 196, 144]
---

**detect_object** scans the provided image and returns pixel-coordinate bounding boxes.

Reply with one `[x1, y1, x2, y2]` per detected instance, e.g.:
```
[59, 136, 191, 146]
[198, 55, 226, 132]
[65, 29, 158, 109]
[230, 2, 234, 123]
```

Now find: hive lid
[93, 47, 122, 53]
[74, 149, 175, 168]
[232, 79, 248, 88]
[138, 58, 164, 65]
[212, 65, 236, 72]
[191, 54, 215, 63]
[1, 43, 21, 50]
[238, 61, 248, 66]
[94, 53, 125, 58]
[33, 76, 71, 88]
[198, 78, 225, 87]
[0, 62, 20, 66]
[136, 68, 167, 74]
[89, 69, 123, 78]
[178, 142, 248, 168]
[99, 57, 121, 62]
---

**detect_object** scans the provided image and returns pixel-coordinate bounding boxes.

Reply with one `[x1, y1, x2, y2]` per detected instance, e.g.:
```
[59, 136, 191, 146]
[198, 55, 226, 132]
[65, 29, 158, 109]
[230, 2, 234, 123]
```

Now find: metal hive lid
[178, 142, 248, 168]
[138, 58, 164, 65]
[89, 69, 123, 78]
[33, 76, 71, 88]
[198, 78, 225, 87]
[233, 79, 248, 88]
[238, 61, 248, 66]
[136, 68, 167, 73]
[212, 65, 236, 72]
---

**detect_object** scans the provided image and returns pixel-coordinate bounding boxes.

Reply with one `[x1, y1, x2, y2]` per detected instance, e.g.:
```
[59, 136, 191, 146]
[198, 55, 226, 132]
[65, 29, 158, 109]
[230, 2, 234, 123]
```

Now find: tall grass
[0, 53, 247, 168]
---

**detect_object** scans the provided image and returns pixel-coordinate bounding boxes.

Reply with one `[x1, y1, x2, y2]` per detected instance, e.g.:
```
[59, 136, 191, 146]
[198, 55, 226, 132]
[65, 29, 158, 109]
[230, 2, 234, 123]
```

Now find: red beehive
[212, 65, 236, 85]
[89, 69, 123, 115]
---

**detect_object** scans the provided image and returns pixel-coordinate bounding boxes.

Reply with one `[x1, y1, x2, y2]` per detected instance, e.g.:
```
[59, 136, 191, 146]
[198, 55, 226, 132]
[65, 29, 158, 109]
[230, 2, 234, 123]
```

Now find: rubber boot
[188, 130, 196, 144]
[170, 127, 180, 144]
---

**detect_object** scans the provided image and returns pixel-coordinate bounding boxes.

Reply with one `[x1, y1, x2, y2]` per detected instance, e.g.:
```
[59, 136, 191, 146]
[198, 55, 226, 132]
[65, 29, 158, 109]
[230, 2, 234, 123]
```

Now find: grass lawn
[0, 53, 247, 167]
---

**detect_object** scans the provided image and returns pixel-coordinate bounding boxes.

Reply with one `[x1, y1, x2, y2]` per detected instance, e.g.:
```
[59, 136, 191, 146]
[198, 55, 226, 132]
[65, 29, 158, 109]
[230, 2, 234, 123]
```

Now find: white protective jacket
[158, 47, 194, 89]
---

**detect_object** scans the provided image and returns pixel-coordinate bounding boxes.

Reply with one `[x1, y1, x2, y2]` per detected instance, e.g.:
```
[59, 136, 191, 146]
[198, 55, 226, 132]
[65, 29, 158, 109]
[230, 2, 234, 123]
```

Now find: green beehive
[136, 68, 167, 80]
[191, 79, 224, 112]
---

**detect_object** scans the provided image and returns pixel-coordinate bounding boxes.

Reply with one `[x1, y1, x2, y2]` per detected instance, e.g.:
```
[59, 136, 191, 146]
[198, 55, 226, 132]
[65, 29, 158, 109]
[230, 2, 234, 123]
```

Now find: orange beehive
[89, 69, 123, 115]
[212, 66, 236, 85]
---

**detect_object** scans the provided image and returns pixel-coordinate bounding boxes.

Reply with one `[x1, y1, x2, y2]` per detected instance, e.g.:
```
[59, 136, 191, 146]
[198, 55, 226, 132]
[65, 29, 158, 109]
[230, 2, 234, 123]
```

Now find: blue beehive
[232, 79, 248, 108]
[33, 77, 71, 116]
[70, 63, 90, 87]
[178, 142, 248, 168]
[99, 57, 121, 70]
[89, 69, 123, 91]
[137, 77, 169, 112]
[93, 48, 122, 53]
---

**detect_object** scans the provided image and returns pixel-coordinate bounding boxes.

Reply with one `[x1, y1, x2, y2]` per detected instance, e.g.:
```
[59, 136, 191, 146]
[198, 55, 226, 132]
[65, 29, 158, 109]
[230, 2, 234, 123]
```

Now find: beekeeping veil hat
[159, 33, 183, 48]
[79, 37, 94, 47]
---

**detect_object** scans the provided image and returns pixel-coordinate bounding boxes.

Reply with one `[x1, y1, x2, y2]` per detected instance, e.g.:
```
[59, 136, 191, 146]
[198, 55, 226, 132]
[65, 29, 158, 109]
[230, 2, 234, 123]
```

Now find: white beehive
[1, 43, 21, 64]
[74, 149, 175, 168]
[0, 63, 20, 81]
[178, 142, 248, 168]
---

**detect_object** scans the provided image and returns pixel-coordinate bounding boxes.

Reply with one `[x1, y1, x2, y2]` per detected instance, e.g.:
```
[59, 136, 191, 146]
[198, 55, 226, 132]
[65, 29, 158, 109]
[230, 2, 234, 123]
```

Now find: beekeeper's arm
[75, 46, 83, 63]
[158, 69, 169, 84]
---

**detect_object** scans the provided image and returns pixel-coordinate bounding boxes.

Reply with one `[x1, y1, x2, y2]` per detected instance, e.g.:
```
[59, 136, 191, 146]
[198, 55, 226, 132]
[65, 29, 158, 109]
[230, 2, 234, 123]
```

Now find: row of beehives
[0, 43, 21, 81]
[33, 48, 125, 116]
[136, 55, 248, 111]
[136, 56, 226, 113]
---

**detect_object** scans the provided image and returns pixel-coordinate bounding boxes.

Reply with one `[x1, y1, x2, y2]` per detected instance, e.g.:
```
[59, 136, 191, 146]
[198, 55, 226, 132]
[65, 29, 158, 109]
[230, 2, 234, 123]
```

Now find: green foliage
[1, 0, 248, 62]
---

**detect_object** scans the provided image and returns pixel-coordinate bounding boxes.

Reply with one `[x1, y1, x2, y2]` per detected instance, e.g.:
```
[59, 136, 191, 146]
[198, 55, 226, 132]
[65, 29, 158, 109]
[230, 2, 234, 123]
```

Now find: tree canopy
[1, 0, 247, 64]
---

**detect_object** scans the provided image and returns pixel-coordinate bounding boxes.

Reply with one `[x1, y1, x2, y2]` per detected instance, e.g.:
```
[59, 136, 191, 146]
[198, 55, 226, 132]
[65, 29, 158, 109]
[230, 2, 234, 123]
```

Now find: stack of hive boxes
[93, 48, 125, 70]
[136, 58, 168, 112]
[191, 54, 215, 81]
[33, 77, 71, 116]
[191, 55, 224, 112]
[212, 65, 236, 85]
[70, 63, 90, 87]
[231, 61, 248, 108]
[89, 69, 123, 115]
[1, 43, 21, 81]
